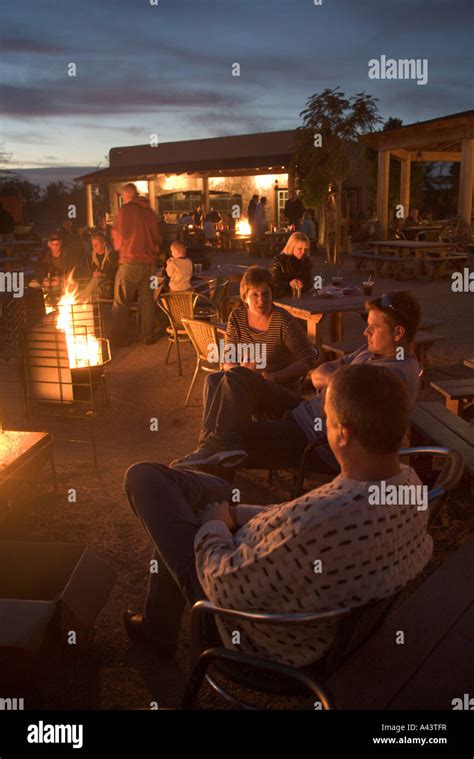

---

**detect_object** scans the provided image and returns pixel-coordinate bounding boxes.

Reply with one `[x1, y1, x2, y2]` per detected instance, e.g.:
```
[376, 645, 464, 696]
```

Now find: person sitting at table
[165, 240, 193, 292]
[123, 363, 432, 664]
[178, 212, 196, 227]
[35, 234, 72, 288]
[172, 290, 421, 474]
[171, 265, 319, 469]
[403, 208, 421, 227]
[78, 232, 118, 301]
[270, 232, 313, 297]
[203, 213, 218, 242]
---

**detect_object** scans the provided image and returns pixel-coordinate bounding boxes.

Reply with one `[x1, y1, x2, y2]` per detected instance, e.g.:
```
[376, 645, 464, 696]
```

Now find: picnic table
[328, 535, 474, 709]
[370, 240, 465, 279]
[274, 292, 365, 344]
[430, 378, 474, 416]
[401, 225, 442, 241]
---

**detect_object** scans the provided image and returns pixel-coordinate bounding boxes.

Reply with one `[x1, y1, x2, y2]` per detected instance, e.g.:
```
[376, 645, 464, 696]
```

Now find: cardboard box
[0, 542, 116, 684]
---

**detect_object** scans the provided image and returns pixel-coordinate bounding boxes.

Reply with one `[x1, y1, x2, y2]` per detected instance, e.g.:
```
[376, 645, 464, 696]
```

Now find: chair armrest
[183, 647, 335, 710]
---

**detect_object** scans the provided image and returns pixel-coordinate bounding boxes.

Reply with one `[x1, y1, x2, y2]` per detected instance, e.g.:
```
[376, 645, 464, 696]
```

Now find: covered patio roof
[76, 129, 297, 227]
[75, 129, 295, 184]
[361, 110, 474, 235]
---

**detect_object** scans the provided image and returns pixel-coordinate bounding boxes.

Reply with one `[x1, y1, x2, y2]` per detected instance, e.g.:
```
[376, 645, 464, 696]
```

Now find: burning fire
[56, 273, 102, 369]
[235, 218, 251, 235]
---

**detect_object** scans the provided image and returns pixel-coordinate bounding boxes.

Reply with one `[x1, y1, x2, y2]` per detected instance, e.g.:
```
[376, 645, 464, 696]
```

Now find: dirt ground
[1, 249, 473, 710]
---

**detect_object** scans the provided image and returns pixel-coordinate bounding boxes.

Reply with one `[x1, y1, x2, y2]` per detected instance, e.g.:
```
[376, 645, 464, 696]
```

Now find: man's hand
[93, 271, 102, 278]
[201, 501, 237, 530]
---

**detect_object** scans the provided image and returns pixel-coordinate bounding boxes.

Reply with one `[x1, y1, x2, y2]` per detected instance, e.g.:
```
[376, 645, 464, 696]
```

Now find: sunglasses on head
[373, 293, 407, 328]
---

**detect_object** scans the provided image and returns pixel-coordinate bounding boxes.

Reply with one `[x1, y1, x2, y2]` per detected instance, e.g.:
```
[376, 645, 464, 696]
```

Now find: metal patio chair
[181, 318, 226, 406]
[182, 446, 464, 709]
[157, 291, 219, 376]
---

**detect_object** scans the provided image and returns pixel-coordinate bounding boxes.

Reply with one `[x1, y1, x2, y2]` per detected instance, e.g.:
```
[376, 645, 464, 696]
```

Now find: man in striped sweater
[123, 365, 432, 664]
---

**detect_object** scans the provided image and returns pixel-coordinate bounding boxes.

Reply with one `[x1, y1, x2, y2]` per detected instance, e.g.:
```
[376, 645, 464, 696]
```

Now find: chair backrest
[181, 318, 225, 365]
[157, 291, 195, 329]
[209, 279, 230, 306]
[400, 446, 465, 526]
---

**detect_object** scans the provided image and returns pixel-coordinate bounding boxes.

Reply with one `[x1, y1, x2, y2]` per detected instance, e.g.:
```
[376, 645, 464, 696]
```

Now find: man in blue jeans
[123, 464, 233, 651]
[123, 364, 432, 665]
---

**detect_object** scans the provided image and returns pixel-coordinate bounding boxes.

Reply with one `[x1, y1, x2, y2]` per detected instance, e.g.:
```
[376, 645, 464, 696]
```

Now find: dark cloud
[0, 83, 252, 118]
[1, 0, 471, 166]
[1, 37, 68, 54]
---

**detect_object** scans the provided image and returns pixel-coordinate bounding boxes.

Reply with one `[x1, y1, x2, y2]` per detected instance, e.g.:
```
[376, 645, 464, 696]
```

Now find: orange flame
[235, 218, 251, 235]
[56, 271, 102, 369]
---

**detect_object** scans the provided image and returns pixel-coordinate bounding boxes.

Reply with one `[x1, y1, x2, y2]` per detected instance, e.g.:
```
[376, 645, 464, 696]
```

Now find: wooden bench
[352, 252, 412, 279]
[352, 251, 467, 281]
[322, 331, 445, 367]
[418, 317, 444, 332]
[424, 253, 468, 280]
[430, 378, 474, 416]
[327, 535, 474, 709]
[410, 401, 474, 492]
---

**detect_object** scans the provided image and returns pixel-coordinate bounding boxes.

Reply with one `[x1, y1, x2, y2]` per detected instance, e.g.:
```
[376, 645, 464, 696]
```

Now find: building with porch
[363, 110, 474, 237]
[75, 129, 369, 232]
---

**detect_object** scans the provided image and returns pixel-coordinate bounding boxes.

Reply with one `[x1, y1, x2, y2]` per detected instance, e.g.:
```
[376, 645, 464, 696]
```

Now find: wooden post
[376, 150, 390, 238]
[202, 175, 209, 213]
[400, 158, 411, 219]
[148, 179, 156, 211]
[85, 183, 94, 228]
[457, 138, 474, 224]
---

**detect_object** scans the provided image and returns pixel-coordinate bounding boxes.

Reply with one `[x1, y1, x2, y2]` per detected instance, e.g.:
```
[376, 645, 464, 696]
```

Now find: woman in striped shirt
[171, 266, 319, 469]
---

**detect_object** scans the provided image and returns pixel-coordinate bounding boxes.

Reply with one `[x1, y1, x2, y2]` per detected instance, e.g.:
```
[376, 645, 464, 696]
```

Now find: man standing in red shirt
[111, 183, 161, 346]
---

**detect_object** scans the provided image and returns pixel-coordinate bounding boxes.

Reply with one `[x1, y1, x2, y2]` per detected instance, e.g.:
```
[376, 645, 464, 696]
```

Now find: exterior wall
[106, 172, 290, 222]
[209, 173, 287, 222]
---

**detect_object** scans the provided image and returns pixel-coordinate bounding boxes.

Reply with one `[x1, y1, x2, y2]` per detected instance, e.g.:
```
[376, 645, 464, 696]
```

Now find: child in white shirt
[166, 240, 193, 291]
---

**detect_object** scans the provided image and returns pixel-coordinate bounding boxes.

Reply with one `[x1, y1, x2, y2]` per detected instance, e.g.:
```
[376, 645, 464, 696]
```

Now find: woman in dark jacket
[270, 232, 312, 297]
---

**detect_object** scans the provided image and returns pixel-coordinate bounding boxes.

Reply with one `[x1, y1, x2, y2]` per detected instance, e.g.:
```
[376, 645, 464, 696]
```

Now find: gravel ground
[1, 250, 473, 710]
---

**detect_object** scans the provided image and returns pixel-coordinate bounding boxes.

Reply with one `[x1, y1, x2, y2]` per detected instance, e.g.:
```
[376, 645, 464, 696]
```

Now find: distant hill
[10, 166, 97, 188]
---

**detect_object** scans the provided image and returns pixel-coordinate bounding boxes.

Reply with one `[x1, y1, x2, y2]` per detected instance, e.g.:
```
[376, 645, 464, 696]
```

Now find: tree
[293, 88, 382, 263]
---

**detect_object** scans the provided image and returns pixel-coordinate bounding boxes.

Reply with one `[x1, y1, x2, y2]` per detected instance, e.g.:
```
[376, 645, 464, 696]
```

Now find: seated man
[173, 290, 421, 473]
[123, 364, 433, 666]
[78, 232, 118, 301]
[35, 234, 73, 288]
[172, 265, 319, 469]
